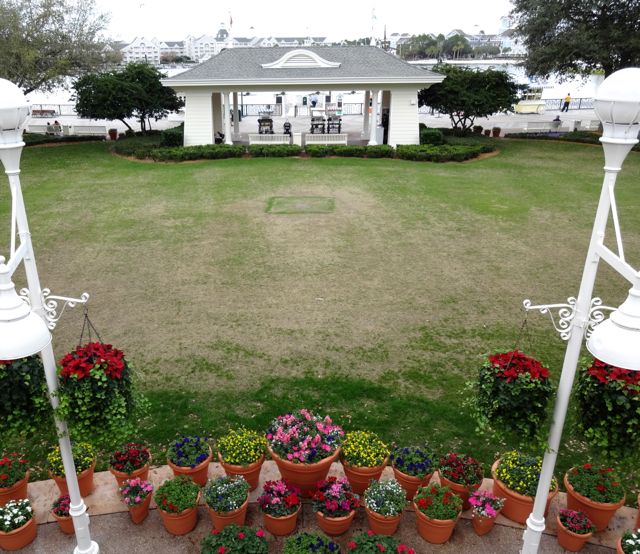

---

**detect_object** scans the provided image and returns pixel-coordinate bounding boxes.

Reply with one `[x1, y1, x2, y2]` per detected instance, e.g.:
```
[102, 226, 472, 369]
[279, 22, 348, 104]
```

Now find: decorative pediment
[261, 49, 341, 69]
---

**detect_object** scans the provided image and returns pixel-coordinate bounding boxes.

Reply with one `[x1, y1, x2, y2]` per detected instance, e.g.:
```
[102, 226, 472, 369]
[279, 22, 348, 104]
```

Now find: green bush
[160, 124, 184, 147]
[113, 135, 162, 158]
[396, 143, 493, 162]
[305, 145, 330, 157]
[365, 145, 395, 158]
[420, 127, 445, 145]
[248, 144, 301, 157]
[150, 144, 245, 162]
[23, 134, 104, 147]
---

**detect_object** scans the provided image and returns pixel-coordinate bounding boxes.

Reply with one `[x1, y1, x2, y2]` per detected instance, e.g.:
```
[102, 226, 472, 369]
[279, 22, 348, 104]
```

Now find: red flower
[377, 543, 385, 552]
[367, 530, 375, 536]
[211, 529, 220, 535]
[256, 529, 265, 538]
[0, 474, 7, 480]
[347, 542, 357, 549]
[583, 463, 592, 470]
[237, 532, 245, 540]
[218, 547, 226, 554]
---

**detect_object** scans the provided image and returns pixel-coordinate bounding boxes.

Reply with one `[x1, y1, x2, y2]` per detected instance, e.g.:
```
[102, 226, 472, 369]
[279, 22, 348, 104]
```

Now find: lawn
[4, 138, 640, 493]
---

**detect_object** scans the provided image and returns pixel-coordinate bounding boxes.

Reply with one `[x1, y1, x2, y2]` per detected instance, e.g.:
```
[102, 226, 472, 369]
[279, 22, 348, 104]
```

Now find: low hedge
[160, 124, 184, 147]
[150, 144, 245, 161]
[396, 143, 494, 162]
[420, 127, 445, 145]
[304, 144, 394, 158]
[504, 130, 640, 152]
[248, 144, 302, 157]
[23, 133, 105, 147]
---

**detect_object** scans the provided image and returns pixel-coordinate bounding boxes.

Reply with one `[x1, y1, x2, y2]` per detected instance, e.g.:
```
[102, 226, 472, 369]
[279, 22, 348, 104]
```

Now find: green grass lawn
[4, 139, 640, 495]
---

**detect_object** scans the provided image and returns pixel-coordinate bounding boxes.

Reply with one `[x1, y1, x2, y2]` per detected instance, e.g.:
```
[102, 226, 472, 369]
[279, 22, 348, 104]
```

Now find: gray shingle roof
[164, 46, 442, 87]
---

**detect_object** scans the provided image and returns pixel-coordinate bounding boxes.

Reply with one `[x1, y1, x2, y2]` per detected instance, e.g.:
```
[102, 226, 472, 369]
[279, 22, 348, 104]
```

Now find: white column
[368, 89, 379, 145]
[232, 92, 239, 137]
[362, 90, 371, 136]
[212, 93, 222, 137]
[4, 164, 99, 554]
[224, 92, 233, 144]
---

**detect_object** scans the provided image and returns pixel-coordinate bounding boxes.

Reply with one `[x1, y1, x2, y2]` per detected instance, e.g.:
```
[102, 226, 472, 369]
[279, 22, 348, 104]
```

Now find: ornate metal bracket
[19, 288, 90, 330]
[522, 297, 615, 341]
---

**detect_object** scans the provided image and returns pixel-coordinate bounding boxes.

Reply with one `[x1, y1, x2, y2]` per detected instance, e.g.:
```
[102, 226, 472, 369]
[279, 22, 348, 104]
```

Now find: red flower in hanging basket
[59, 342, 126, 380]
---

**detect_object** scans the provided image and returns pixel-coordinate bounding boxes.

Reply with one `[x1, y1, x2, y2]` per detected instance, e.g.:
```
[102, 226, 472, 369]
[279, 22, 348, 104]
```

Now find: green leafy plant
[154, 475, 200, 514]
[558, 509, 595, 535]
[201, 525, 268, 554]
[620, 529, 640, 554]
[217, 427, 265, 466]
[167, 436, 210, 468]
[494, 450, 556, 497]
[363, 479, 406, 516]
[0, 499, 34, 532]
[52, 494, 71, 517]
[0, 452, 29, 488]
[471, 350, 552, 442]
[438, 452, 484, 486]
[283, 532, 341, 554]
[346, 531, 416, 553]
[389, 444, 436, 478]
[341, 431, 389, 468]
[414, 484, 462, 520]
[203, 475, 249, 513]
[257, 479, 301, 517]
[575, 358, 640, 456]
[566, 464, 624, 504]
[0, 356, 51, 437]
[56, 342, 145, 447]
[47, 442, 95, 477]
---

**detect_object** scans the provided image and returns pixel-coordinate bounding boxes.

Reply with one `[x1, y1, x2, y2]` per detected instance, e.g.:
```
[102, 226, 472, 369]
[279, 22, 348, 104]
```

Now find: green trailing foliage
[0, 356, 52, 437]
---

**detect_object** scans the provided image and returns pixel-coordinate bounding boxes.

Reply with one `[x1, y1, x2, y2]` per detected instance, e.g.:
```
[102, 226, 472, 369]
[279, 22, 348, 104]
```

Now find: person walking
[560, 93, 571, 112]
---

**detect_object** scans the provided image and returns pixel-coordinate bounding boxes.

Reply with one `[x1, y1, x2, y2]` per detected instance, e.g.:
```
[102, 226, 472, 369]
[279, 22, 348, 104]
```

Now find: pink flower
[256, 529, 265, 538]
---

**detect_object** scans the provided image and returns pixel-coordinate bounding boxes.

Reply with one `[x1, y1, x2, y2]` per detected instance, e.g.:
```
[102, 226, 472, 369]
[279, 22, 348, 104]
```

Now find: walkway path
[20, 461, 634, 553]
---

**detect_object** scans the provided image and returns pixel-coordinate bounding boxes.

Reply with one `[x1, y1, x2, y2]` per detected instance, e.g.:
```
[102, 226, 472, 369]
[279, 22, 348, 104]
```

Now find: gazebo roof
[163, 46, 442, 88]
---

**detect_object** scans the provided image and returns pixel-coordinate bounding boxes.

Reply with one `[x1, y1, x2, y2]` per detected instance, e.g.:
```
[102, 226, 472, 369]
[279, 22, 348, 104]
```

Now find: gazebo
[161, 46, 443, 147]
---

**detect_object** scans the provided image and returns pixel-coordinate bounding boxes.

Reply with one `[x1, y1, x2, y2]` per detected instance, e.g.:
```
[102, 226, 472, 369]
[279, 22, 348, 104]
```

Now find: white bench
[26, 124, 49, 134]
[69, 125, 107, 137]
[522, 121, 572, 134]
[304, 133, 348, 145]
[248, 133, 291, 145]
[576, 119, 601, 131]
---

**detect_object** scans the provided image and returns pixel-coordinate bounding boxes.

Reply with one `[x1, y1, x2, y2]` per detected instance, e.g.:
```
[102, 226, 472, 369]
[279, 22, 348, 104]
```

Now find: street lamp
[0, 78, 99, 554]
[521, 67, 640, 554]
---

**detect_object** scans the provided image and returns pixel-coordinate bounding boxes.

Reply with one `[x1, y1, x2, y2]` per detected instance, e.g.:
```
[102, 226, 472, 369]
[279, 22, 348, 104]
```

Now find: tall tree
[73, 63, 184, 132]
[419, 65, 523, 131]
[511, 0, 640, 77]
[0, 0, 108, 93]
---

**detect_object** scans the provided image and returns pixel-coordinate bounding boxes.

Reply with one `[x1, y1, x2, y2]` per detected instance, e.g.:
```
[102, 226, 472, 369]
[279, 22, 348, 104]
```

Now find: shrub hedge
[248, 144, 302, 157]
[23, 133, 104, 147]
[160, 124, 184, 147]
[396, 143, 494, 162]
[150, 144, 245, 162]
[420, 127, 445, 145]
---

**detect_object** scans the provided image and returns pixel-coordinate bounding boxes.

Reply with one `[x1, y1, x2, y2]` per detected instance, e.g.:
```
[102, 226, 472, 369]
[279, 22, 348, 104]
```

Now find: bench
[304, 133, 348, 145]
[248, 134, 291, 145]
[70, 125, 107, 137]
[26, 124, 49, 134]
[576, 119, 601, 131]
[31, 109, 56, 117]
[520, 121, 572, 134]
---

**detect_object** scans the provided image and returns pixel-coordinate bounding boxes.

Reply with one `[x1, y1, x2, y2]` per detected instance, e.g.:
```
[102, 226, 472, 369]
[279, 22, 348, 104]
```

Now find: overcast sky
[95, 0, 515, 43]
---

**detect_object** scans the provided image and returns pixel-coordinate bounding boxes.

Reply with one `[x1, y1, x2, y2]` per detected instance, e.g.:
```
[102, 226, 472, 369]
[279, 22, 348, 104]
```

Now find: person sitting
[45, 121, 55, 135]
[214, 131, 225, 144]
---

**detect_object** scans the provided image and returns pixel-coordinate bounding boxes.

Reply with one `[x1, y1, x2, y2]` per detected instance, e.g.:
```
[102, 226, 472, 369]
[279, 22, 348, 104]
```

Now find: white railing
[248, 134, 291, 145]
[305, 133, 348, 145]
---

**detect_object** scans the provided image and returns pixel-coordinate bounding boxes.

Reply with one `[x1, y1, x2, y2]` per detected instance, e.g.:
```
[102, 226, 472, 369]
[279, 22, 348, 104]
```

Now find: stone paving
[18, 460, 636, 553]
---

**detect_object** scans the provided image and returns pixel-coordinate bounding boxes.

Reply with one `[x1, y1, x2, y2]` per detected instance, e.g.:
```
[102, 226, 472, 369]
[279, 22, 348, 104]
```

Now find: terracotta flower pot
[0, 471, 29, 507]
[617, 537, 624, 554]
[439, 473, 481, 511]
[159, 505, 199, 535]
[167, 447, 212, 487]
[556, 515, 593, 552]
[50, 461, 96, 497]
[564, 471, 625, 532]
[268, 446, 340, 496]
[636, 494, 640, 529]
[0, 517, 37, 551]
[365, 505, 402, 535]
[128, 493, 153, 524]
[315, 510, 356, 536]
[471, 513, 497, 536]
[206, 497, 249, 531]
[52, 511, 75, 534]
[392, 467, 433, 501]
[262, 506, 300, 536]
[342, 458, 388, 495]
[413, 504, 458, 544]
[491, 460, 557, 524]
[218, 453, 264, 491]
[110, 458, 151, 488]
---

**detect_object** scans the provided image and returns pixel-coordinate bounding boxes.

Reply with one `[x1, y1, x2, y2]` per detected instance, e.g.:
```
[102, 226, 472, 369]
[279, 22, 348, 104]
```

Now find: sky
[94, 0, 515, 43]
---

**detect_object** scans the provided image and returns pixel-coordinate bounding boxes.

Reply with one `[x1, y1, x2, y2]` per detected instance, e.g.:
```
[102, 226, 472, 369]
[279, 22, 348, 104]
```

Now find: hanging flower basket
[575, 358, 640, 456]
[472, 350, 552, 442]
[57, 342, 141, 445]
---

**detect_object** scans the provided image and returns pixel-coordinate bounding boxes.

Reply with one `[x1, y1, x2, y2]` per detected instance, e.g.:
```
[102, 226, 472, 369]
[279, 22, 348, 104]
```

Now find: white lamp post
[521, 67, 640, 554]
[0, 78, 99, 554]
